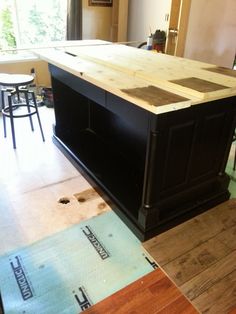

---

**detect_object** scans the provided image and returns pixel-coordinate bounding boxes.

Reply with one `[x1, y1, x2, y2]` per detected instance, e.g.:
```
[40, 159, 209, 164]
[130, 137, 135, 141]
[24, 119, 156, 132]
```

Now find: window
[0, 0, 67, 50]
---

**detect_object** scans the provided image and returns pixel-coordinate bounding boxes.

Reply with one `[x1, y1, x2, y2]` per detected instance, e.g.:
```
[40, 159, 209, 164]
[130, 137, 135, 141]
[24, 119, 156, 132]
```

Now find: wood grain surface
[170, 77, 228, 93]
[32, 41, 236, 115]
[84, 268, 198, 314]
[205, 67, 236, 78]
[121, 85, 189, 107]
[143, 199, 236, 313]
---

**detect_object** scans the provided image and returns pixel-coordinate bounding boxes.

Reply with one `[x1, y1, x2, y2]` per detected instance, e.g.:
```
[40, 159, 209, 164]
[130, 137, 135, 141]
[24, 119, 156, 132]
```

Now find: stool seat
[0, 74, 34, 87]
[0, 73, 45, 149]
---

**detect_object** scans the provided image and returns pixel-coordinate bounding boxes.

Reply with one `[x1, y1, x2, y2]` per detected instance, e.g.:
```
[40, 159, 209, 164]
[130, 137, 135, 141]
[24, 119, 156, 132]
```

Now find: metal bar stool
[0, 73, 45, 149]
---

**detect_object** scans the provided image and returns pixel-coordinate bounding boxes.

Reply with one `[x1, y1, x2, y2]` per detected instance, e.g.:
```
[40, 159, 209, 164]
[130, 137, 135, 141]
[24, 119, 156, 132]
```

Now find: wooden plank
[205, 67, 236, 78]
[215, 225, 236, 250]
[180, 251, 236, 301]
[175, 0, 192, 57]
[33, 48, 193, 115]
[121, 85, 189, 107]
[162, 238, 231, 286]
[192, 269, 236, 314]
[143, 200, 236, 313]
[169, 77, 229, 93]
[33, 42, 236, 114]
[117, 0, 128, 42]
[165, 0, 181, 55]
[63, 44, 236, 100]
[84, 268, 198, 314]
[143, 200, 236, 266]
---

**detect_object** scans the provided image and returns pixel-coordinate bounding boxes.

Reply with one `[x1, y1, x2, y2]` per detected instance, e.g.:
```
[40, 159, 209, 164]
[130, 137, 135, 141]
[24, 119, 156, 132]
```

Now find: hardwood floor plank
[193, 269, 236, 314]
[180, 251, 236, 301]
[84, 269, 198, 314]
[216, 225, 236, 251]
[143, 200, 236, 266]
[163, 237, 231, 286]
[156, 295, 199, 314]
[143, 200, 236, 313]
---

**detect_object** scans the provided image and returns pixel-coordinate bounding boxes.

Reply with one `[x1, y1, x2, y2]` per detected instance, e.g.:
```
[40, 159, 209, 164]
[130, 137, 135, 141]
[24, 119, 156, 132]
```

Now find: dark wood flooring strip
[84, 269, 198, 314]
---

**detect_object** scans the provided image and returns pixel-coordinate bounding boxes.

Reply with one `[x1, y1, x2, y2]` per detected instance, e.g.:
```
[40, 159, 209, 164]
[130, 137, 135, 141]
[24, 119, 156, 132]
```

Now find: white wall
[184, 0, 236, 68]
[127, 0, 171, 42]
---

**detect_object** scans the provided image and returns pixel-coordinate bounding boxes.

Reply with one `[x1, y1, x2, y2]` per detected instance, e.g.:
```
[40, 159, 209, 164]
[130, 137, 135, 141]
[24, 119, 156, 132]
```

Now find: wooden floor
[0, 107, 236, 313]
[84, 268, 198, 314]
[143, 199, 236, 314]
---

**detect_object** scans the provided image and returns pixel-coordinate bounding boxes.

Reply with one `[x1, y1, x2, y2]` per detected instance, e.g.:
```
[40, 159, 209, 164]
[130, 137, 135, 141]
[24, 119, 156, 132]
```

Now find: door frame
[165, 0, 192, 57]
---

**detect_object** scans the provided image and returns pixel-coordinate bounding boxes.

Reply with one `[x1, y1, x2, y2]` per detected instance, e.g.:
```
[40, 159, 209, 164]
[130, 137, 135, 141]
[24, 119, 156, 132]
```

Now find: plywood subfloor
[0, 107, 111, 255]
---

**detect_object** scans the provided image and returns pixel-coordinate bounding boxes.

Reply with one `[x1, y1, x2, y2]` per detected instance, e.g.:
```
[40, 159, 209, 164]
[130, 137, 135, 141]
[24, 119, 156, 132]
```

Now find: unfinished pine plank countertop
[33, 40, 236, 241]
[32, 40, 236, 115]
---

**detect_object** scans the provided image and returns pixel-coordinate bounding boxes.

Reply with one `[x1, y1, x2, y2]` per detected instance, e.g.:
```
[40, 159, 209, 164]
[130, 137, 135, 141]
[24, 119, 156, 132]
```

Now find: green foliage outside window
[0, 0, 66, 50]
[0, 6, 16, 49]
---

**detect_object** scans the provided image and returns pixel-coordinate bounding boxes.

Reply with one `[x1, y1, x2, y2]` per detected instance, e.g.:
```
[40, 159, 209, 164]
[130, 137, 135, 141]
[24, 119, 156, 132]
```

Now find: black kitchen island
[35, 42, 236, 240]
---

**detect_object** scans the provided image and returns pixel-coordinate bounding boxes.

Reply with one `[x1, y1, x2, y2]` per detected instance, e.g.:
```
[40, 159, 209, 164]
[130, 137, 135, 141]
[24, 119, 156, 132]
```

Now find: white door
[184, 0, 236, 68]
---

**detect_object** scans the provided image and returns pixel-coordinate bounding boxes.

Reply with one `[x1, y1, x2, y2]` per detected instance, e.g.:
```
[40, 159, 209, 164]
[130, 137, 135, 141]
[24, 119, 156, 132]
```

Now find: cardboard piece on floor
[0, 211, 155, 314]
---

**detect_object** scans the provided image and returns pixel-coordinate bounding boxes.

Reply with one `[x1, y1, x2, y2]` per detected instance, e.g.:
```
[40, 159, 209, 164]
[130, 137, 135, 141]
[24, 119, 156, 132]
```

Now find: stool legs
[30, 91, 45, 142]
[1, 88, 45, 149]
[1, 90, 7, 138]
[24, 90, 34, 131]
[7, 93, 16, 149]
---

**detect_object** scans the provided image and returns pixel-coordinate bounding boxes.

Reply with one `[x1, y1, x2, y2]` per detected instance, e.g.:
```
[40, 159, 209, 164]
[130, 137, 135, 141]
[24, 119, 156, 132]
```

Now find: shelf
[58, 128, 144, 221]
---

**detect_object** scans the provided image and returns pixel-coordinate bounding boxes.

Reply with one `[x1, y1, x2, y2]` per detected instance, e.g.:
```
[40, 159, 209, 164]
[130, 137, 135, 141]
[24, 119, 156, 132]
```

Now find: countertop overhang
[31, 40, 236, 115]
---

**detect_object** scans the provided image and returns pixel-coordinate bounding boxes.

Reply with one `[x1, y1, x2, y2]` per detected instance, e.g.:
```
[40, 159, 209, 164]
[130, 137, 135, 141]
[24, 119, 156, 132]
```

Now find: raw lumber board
[64, 44, 236, 100]
[28, 40, 111, 50]
[204, 67, 236, 78]
[33, 48, 193, 115]
[84, 268, 198, 314]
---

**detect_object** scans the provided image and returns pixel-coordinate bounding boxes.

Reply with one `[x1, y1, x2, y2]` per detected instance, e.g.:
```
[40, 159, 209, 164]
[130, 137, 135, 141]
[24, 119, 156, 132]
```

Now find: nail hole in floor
[58, 197, 70, 204]
[77, 197, 86, 203]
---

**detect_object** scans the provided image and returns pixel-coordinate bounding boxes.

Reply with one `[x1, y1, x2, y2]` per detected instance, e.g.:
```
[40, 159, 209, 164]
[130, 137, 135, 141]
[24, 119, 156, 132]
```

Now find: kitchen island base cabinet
[50, 64, 236, 241]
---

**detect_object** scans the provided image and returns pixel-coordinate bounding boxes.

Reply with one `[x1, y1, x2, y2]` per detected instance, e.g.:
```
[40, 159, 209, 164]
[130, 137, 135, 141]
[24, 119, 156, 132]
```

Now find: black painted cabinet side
[140, 97, 236, 232]
[49, 64, 236, 241]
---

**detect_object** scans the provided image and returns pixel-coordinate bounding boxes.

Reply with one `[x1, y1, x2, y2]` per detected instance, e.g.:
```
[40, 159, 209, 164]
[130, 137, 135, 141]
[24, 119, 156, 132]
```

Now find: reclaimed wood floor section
[84, 268, 198, 314]
[143, 199, 236, 314]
